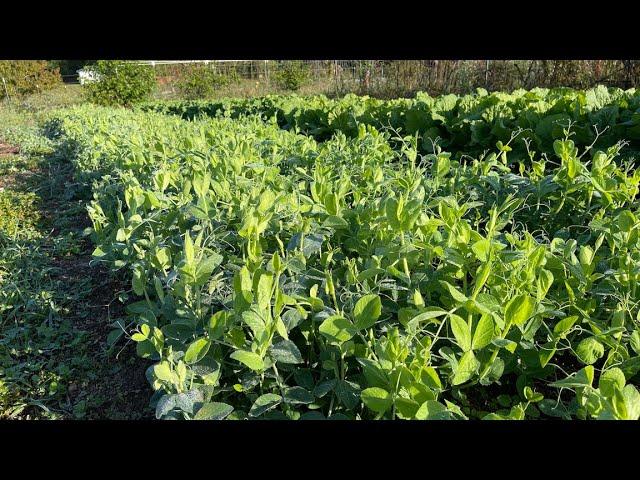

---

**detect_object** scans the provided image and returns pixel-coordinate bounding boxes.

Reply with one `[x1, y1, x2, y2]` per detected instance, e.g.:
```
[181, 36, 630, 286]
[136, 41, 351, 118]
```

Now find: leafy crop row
[140, 86, 640, 158]
[45, 91, 640, 420]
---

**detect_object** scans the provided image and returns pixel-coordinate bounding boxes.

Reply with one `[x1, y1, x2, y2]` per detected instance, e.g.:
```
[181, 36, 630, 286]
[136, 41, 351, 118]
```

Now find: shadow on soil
[0, 140, 153, 419]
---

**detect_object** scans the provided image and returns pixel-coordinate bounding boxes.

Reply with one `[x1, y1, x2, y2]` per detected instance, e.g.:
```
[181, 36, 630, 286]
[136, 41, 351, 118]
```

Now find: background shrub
[84, 60, 156, 107]
[176, 64, 237, 100]
[0, 61, 61, 99]
[274, 61, 310, 91]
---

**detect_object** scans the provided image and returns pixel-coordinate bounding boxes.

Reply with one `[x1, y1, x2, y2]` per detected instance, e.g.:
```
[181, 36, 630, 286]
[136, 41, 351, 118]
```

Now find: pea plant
[45, 91, 640, 420]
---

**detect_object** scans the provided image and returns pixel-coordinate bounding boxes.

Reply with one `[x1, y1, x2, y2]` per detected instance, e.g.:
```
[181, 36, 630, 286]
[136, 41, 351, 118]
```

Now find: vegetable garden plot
[139, 85, 640, 157]
[44, 94, 640, 420]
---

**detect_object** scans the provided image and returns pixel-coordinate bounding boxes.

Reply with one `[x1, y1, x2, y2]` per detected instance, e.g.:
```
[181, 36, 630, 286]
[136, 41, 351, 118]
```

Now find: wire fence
[143, 60, 640, 98]
[5, 60, 640, 102]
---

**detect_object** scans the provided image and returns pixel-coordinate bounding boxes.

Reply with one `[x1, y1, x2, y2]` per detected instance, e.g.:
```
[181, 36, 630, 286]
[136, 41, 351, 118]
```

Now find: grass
[153, 76, 342, 100]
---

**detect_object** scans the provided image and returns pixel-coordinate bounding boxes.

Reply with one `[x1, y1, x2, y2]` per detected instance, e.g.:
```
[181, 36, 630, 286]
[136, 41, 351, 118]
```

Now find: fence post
[485, 60, 490, 89]
[1, 77, 10, 101]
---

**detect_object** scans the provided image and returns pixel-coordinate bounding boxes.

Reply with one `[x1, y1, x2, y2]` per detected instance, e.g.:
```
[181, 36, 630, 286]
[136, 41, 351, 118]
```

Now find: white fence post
[2, 76, 11, 101]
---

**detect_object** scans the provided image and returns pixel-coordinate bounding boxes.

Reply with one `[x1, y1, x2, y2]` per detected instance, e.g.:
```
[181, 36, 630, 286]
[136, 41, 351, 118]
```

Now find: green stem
[479, 319, 513, 379]
[400, 233, 410, 281]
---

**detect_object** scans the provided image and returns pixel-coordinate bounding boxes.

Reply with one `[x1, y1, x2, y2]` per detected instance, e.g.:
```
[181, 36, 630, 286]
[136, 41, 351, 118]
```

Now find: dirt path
[0, 144, 153, 419]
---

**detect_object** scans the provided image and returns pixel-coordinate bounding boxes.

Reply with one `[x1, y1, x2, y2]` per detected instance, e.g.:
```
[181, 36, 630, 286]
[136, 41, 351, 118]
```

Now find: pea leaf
[472, 314, 495, 350]
[319, 315, 355, 344]
[599, 368, 626, 398]
[575, 337, 605, 365]
[361, 387, 393, 414]
[440, 281, 468, 303]
[630, 330, 640, 355]
[269, 339, 303, 364]
[153, 362, 175, 383]
[353, 294, 382, 330]
[230, 350, 264, 371]
[249, 393, 282, 418]
[553, 315, 579, 337]
[471, 238, 491, 262]
[550, 365, 595, 389]
[450, 314, 471, 352]
[184, 338, 211, 364]
[283, 386, 314, 405]
[194, 402, 234, 420]
[415, 400, 454, 420]
[406, 308, 448, 330]
[504, 294, 535, 327]
[451, 350, 480, 385]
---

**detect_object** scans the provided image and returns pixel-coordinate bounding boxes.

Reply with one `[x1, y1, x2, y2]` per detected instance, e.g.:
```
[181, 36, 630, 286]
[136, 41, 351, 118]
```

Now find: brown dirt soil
[40, 182, 154, 420]
[50, 247, 154, 419]
[0, 142, 19, 155]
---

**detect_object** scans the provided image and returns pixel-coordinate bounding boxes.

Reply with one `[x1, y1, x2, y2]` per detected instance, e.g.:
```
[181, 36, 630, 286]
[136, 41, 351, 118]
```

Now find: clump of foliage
[175, 64, 237, 100]
[274, 61, 310, 91]
[83, 60, 156, 107]
[45, 87, 640, 420]
[0, 190, 40, 239]
[0, 61, 61, 99]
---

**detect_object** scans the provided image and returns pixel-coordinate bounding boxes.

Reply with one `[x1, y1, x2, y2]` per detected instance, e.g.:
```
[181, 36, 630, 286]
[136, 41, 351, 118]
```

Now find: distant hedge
[0, 61, 62, 99]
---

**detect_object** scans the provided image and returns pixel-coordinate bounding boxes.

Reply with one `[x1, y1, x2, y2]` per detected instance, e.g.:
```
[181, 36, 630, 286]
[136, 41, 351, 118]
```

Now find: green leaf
[622, 385, 640, 420]
[440, 281, 468, 303]
[249, 393, 282, 418]
[194, 402, 234, 420]
[394, 397, 421, 419]
[471, 238, 491, 262]
[504, 294, 535, 327]
[421, 367, 442, 390]
[553, 315, 578, 337]
[450, 314, 471, 352]
[195, 253, 223, 284]
[131, 332, 147, 342]
[492, 338, 517, 353]
[155, 394, 177, 419]
[184, 338, 211, 364]
[241, 309, 266, 338]
[322, 215, 349, 229]
[208, 311, 229, 340]
[472, 314, 495, 350]
[536, 269, 554, 300]
[599, 368, 626, 398]
[473, 262, 491, 297]
[451, 350, 480, 385]
[256, 272, 274, 312]
[630, 330, 640, 355]
[523, 386, 544, 402]
[415, 400, 454, 420]
[575, 337, 605, 365]
[269, 339, 303, 364]
[230, 350, 264, 371]
[539, 340, 558, 368]
[153, 362, 175, 383]
[353, 294, 382, 330]
[385, 197, 402, 231]
[361, 387, 393, 414]
[184, 232, 195, 265]
[274, 305, 291, 336]
[283, 386, 314, 405]
[132, 267, 145, 296]
[319, 315, 355, 344]
[406, 308, 448, 330]
[550, 365, 595, 389]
